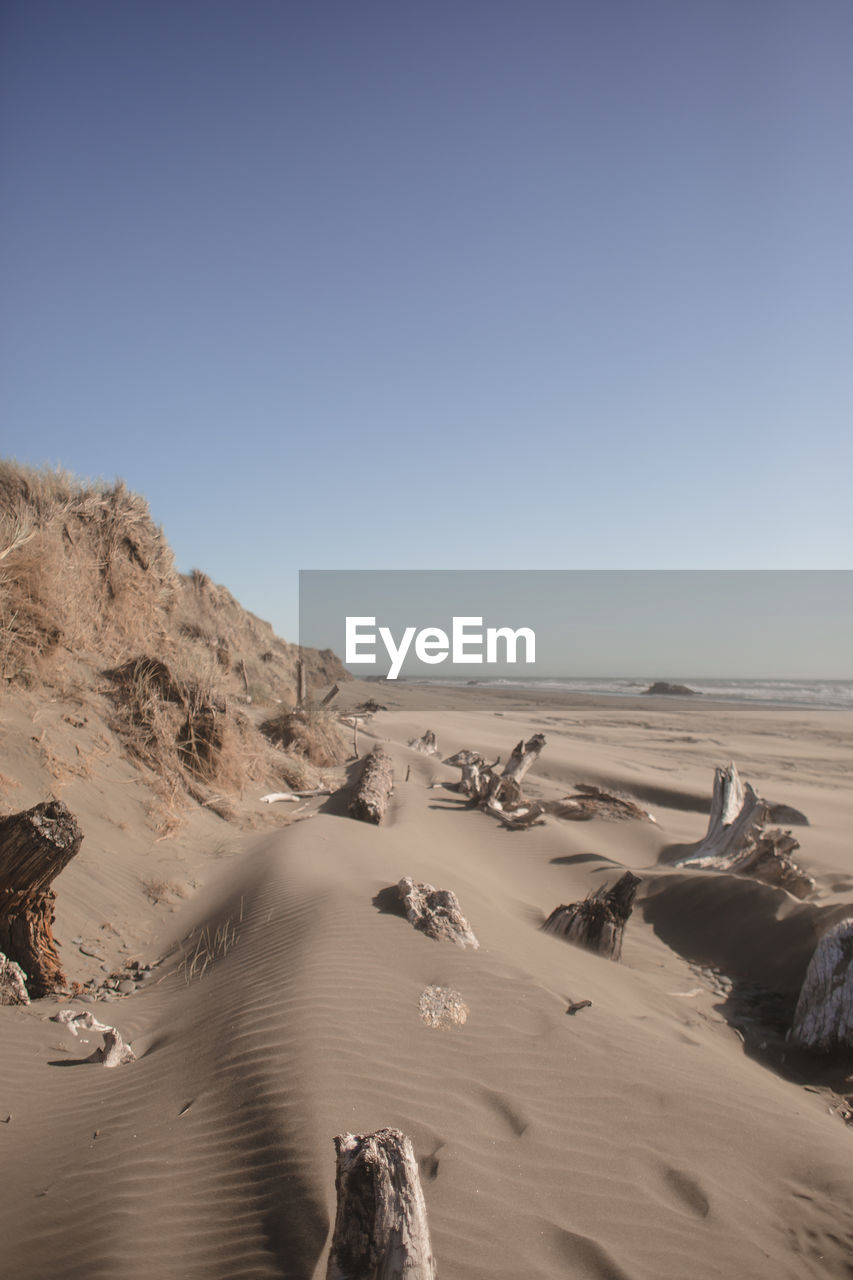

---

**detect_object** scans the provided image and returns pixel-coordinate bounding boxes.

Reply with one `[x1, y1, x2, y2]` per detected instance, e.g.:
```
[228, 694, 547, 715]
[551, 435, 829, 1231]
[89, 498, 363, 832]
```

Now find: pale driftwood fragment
[296, 657, 307, 707]
[0, 952, 29, 1005]
[676, 763, 814, 898]
[350, 747, 394, 824]
[443, 748, 495, 800]
[260, 788, 333, 804]
[398, 877, 479, 949]
[52, 1010, 137, 1067]
[790, 918, 853, 1053]
[408, 731, 439, 756]
[51, 1009, 113, 1036]
[418, 985, 469, 1028]
[327, 1128, 436, 1280]
[0, 800, 83, 997]
[542, 872, 641, 961]
[92, 1027, 137, 1068]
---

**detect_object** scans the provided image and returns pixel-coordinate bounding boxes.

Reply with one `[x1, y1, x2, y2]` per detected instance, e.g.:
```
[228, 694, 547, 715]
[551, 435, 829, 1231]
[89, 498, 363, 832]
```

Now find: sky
[2, 1, 852, 658]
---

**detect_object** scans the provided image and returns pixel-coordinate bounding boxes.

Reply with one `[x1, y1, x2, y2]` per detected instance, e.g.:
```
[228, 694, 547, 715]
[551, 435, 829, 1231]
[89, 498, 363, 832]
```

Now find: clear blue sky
[2, 1, 851, 643]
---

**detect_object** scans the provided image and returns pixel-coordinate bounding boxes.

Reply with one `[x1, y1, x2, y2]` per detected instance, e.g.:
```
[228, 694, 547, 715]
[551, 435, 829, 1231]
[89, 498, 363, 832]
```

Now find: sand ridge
[1, 687, 852, 1277]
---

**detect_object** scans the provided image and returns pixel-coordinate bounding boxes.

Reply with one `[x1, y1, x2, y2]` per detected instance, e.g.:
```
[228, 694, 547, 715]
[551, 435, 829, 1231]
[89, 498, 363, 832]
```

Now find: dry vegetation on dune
[0, 460, 347, 821]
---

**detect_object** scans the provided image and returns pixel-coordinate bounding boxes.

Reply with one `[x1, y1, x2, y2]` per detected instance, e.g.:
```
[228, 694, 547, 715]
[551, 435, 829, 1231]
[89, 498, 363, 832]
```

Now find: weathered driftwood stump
[0, 951, 30, 1005]
[350, 747, 394, 824]
[398, 877, 479, 949]
[542, 871, 641, 961]
[676, 763, 814, 899]
[487, 733, 546, 811]
[790, 918, 853, 1053]
[0, 799, 83, 997]
[327, 1128, 436, 1280]
[408, 731, 439, 756]
[444, 733, 546, 825]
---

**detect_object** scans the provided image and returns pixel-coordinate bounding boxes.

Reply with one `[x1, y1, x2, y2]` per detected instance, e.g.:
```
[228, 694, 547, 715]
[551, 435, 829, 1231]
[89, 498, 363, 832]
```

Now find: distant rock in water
[643, 681, 699, 696]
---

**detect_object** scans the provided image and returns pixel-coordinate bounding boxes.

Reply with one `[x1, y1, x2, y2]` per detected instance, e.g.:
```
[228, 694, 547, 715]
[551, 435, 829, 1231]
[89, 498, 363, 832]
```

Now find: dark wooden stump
[0, 799, 83, 997]
[327, 1128, 436, 1279]
[542, 871, 640, 961]
[349, 747, 394, 824]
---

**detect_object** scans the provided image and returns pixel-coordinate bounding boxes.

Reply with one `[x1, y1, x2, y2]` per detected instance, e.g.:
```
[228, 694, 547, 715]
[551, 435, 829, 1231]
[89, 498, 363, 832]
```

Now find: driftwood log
[349, 747, 394, 824]
[327, 1128, 436, 1280]
[407, 731, 439, 756]
[0, 800, 83, 997]
[0, 952, 29, 1005]
[542, 872, 641, 961]
[676, 764, 814, 899]
[790, 918, 853, 1053]
[398, 877, 479, 949]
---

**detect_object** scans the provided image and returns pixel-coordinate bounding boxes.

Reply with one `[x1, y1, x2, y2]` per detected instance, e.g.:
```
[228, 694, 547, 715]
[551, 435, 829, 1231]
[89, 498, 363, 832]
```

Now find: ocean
[434, 677, 853, 711]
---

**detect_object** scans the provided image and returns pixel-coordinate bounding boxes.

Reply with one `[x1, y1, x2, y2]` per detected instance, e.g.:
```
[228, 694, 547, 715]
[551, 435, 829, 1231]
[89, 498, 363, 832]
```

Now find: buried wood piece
[542, 871, 641, 961]
[398, 877, 479, 949]
[349, 747, 394, 824]
[549, 785, 655, 824]
[408, 731, 439, 756]
[327, 1128, 436, 1280]
[0, 800, 83, 997]
[0, 952, 29, 1005]
[790, 918, 853, 1053]
[676, 763, 814, 899]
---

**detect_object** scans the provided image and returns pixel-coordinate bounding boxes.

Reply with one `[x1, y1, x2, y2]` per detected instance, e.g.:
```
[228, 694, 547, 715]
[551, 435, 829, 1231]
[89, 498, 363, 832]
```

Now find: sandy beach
[2, 674, 852, 1279]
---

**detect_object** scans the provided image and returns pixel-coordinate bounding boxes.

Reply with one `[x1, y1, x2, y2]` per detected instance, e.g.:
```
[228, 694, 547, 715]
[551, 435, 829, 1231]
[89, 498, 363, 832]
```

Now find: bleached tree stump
[408, 731, 439, 756]
[444, 733, 546, 818]
[488, 733, 546, 810]
[542, 871, 641, 961]
[0, 799, 83, 997]
[349, 747, 394, 824]
[790, 919, 853, 1053]
[398, 877, 479, 949]
[0, 952, 29, 1005]
[676, 764, 814, 898]
[327, 1128, 436, 1280]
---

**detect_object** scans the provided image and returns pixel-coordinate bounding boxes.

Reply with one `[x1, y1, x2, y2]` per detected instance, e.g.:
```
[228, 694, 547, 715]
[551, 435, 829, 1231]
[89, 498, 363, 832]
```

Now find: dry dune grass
[0, 460, 344, 824]
[260, 700, 349, 767]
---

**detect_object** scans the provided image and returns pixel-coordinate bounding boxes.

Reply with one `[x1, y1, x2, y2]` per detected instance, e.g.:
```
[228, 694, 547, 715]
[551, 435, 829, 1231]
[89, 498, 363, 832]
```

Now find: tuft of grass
[179, 902, 243, 983]
[260, 699, 348, 767]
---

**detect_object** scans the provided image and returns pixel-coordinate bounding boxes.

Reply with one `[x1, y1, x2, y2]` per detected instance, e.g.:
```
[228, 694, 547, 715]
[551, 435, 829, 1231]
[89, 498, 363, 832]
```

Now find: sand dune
[2, 688, 853, 1278]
